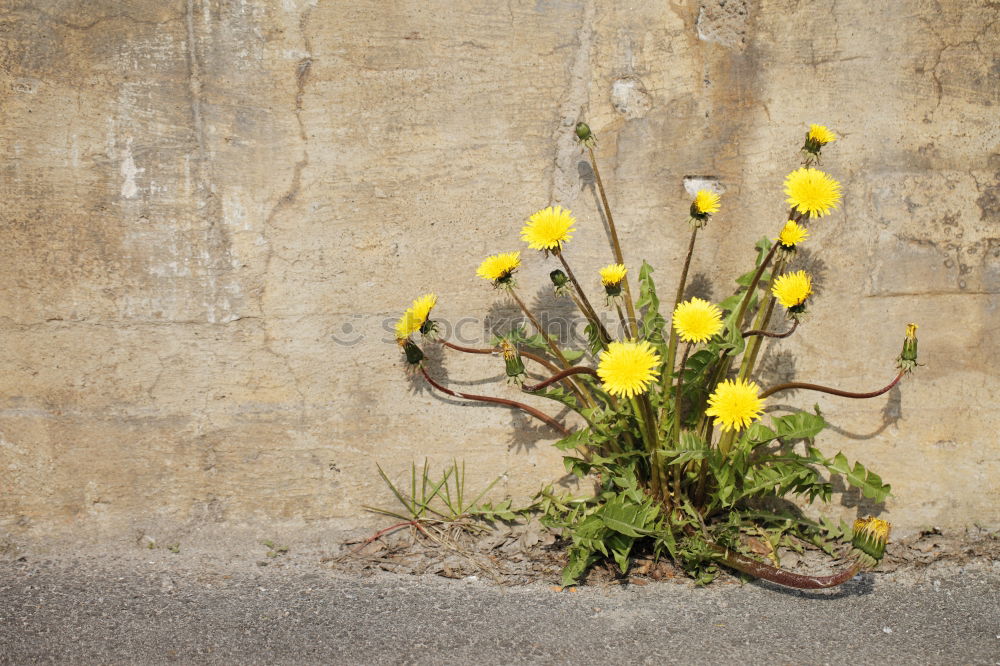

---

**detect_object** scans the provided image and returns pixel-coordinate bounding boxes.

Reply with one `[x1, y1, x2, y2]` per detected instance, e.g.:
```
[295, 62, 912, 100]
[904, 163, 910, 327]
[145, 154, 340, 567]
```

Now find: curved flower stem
[710, 543, 863, 589]
[759, 371, 905, 401]
[742, 318, 799, 339]
[438, 339, 493, 355]
[437, 339, 588, 406]
[555, 250, 612, 346]
[420, 367, 570, 436]
[587, 145, 638, 338]
[522, 366, 599, 393]
[508, 288, 573, 368]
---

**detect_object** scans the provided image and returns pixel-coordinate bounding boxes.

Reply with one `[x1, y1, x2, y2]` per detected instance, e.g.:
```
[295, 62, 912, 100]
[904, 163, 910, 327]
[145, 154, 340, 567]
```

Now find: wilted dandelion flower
[852, 516, 892, 560]
[597, 340, 661, 399]
[672, 297, 724, 343]
[521, 206, 576, 251]
[784, 167, 841, 218]
[705, 378, 765, 432]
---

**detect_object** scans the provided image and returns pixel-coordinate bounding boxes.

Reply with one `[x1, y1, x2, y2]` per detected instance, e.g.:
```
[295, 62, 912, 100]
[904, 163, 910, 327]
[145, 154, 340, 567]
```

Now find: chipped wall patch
[610, 76, 652, 119]
[696, 0, 750, 50]
[683, 176, 725, 197]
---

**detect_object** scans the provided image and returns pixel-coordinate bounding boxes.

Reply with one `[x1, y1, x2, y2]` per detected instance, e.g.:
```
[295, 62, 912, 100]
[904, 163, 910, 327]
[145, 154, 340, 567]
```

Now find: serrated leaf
[562, 546, 600, 586]
[599, 495, 658, 538]
[744, 422, 777, 446]
[636, 261, 666, 342]
[538, 385, 580, 412]
[562, 348, 586, 362]
[828, 453, 891, 502]
[606, 532, 635, 574]
[772, 411, 827, 440]
[554, 429, 591, 451]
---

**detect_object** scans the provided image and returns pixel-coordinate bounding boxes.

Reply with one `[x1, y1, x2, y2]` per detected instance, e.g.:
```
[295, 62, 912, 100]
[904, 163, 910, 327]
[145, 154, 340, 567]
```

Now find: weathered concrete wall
[1, 0, 997, 547]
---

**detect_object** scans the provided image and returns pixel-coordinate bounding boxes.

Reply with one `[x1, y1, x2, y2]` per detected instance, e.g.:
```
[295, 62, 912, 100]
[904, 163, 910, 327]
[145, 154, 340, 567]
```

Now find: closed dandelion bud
[402, 339, 424, 366]
[419, 317, 439, 340]
[575, 121, 593, 144]
[500, 339, 526, 385]
[852, 516, 891, 562]
[897, 323, 919, 373]
[550, 269, 571, 296]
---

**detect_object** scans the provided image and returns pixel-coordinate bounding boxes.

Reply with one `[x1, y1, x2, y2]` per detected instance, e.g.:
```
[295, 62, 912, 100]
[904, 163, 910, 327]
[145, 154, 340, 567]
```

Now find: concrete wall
[1, 0, 998, 546]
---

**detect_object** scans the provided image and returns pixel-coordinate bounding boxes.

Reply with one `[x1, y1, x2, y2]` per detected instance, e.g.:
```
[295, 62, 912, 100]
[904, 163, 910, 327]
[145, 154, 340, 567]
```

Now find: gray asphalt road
[1, 554, 997, 664]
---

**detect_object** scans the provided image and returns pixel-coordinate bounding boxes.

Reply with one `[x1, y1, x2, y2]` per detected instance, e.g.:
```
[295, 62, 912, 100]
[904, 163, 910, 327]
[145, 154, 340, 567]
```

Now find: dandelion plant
[389, 122, 914, 588]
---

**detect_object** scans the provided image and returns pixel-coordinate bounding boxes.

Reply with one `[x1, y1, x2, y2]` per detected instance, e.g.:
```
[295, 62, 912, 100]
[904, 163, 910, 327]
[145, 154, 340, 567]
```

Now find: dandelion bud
[897, 323, 919, 373]
[550, 269, 571, 296]
[852, 516, 891, 562]
[575, 122, 593, 143]
[402, 339, 424, 366]
[419, 318, 439, 340]
[500, 339, 526, 385]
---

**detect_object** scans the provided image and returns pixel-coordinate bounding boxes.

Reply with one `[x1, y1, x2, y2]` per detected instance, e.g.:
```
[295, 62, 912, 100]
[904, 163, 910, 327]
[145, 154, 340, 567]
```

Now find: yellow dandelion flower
[808, 124, 837, 145]
[394, 311, 419, 341]
[599, 263, 628, 287]
[771, 271, 812, 309]
[597, 340, 662, 399]
[692, 189, 721, 216]
[476, 251, 521, 284]
[394, 293, 437, 341]
[672, 298, 724, 343]
[777, 220, 809, 248]
[852, 516, 891, 560]
[410, 293, 437, 325]
[520, 206, 576, 251]
[704, 378, 765, 432]
[784, 167, 842, 218]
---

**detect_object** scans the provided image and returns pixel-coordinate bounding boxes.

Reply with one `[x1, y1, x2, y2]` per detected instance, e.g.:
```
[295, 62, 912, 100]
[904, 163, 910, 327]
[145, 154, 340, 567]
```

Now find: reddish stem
[522, 366, 600, 393]
[742, 318, 799, 339]
[350, 520, 429, 554]
[711, 544, 862, 589]
[760, 371, 904, 400]
[421, 367, 569, 435]
[437, 338, 585, 404]
[439, 339, 493, 355]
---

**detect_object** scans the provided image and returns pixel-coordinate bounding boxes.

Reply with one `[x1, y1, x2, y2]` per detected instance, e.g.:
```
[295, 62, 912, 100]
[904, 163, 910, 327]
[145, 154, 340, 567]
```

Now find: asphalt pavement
[1, 552, 997, 664]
